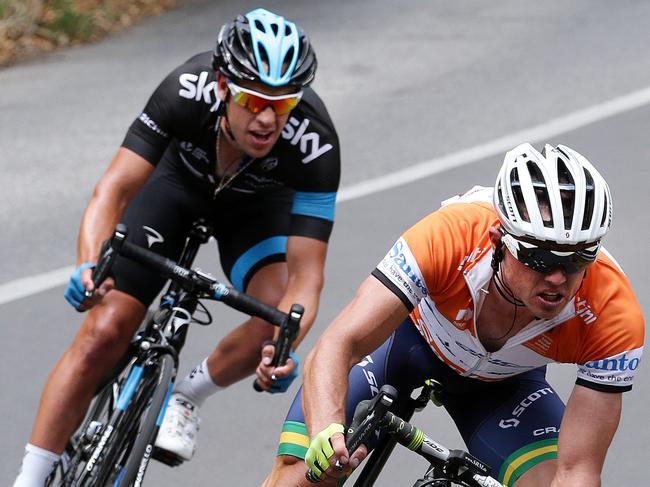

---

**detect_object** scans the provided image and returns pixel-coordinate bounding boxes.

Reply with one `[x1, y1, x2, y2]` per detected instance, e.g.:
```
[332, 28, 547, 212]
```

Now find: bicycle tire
[61, 357, 159, 487]
[116, 354, 174, 487]
[46, 375, 120, 486]
[91, 373, 159, 486]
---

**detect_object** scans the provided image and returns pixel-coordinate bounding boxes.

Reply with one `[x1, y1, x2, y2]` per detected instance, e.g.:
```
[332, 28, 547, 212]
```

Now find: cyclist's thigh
[276, 318, 440, 459]
[213, 188, 293, 292]
[443, 367, 564, 487]
[112, 159, 208, 306]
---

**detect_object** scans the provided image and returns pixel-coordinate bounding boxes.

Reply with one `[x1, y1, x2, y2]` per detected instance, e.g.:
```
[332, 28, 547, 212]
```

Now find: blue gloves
[64, 262, 95, 310]
[269, 350, 300, 394]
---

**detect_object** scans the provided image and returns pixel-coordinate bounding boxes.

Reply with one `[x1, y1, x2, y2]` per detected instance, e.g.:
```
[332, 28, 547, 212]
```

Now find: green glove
[305, 423, 345, 479]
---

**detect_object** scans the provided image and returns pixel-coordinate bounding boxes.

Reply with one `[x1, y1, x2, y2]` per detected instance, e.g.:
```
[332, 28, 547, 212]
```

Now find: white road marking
[0, 266, 74, 305]
[3, 85, 650, 305]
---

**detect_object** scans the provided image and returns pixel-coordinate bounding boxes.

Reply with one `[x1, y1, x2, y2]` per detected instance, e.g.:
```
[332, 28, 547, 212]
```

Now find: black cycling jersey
[121, 51, 340, 242]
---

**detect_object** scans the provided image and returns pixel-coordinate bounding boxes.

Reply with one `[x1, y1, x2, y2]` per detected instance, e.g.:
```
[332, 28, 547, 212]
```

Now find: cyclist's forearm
[77, 183, 129, 264]
[276, 285, 320, 347]
[303, 276, 411, 434]
[303, 336, 351, 434]
[76, 148, 154, 264]
[280, 235, 327, 347]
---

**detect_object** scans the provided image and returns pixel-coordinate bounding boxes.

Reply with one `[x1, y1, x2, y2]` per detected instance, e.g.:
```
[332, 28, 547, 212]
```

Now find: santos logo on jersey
[282, 117, 333, 164]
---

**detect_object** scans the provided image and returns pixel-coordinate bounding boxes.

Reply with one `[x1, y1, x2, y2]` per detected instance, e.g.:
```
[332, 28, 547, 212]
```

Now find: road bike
[47, 221, 303, 486]
[307, 382, 505, 487]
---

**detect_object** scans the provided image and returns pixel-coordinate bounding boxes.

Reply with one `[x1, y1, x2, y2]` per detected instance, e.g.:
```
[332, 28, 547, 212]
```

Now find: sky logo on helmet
[282, 116, 333, 164]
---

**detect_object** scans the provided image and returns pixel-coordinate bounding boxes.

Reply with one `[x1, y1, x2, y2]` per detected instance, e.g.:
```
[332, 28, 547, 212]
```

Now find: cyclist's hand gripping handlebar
[253, 303, 304, 392]
[84, 224, 128, 299]
[305, 385, 398, 483]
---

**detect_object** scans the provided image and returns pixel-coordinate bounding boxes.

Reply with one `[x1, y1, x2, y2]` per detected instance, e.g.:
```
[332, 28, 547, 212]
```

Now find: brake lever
[84, 224, 128, 298]
[253, 303, 304, 392]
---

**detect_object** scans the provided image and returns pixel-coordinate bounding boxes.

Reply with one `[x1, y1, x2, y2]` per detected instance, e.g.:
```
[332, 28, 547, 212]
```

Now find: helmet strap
[220, 91, 237, 143]
[491, 250, 525, 308]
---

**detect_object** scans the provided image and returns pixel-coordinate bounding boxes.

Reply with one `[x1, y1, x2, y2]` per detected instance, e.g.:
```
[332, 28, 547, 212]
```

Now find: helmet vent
[255, 20, 265, 32]
[283, 47, 296, 75]
[581, 168, 595, 230]
[509, 167, 530, 222]
[258, 45, 270, 73]
[556, 158, 575, 230]
[600, 192, 609, 227]
[526, 161, 553, 228]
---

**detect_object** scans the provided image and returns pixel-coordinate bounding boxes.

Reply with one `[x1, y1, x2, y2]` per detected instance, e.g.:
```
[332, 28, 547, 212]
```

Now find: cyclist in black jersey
[13, 8, 339, 485]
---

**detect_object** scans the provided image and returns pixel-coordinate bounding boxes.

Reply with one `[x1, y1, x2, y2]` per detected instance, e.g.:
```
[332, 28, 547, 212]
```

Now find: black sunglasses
[502, 233, 599, 274]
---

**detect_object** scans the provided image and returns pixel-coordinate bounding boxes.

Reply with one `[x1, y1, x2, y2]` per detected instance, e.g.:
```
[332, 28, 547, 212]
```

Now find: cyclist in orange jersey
[264, 143, 643, 487]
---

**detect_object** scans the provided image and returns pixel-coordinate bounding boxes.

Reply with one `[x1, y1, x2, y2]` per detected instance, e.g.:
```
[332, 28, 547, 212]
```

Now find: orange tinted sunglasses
[227, 80, 303, 115]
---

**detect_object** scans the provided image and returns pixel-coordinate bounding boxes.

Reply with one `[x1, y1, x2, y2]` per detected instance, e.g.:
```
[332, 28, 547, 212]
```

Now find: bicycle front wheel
[115, 354, 174, 487]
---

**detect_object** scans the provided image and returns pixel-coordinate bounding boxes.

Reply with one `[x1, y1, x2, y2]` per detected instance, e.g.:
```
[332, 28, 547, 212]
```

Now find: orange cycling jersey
[373, 186, 644, 392]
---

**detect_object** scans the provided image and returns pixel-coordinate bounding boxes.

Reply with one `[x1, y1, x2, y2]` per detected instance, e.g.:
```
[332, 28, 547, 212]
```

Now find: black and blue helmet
[213, 8, 317, 88]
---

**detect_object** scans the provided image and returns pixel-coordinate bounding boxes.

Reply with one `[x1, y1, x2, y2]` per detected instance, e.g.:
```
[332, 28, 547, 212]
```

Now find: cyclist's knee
[249, 316, 276, 343]
[245, 262, 287, 306]
[513, 458, 557, 486]
[71, 296, 144, 368]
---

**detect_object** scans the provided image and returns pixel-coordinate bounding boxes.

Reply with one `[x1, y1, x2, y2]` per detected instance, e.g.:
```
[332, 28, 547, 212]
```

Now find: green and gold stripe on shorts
[498, 438, 558, 486]
[277, 420, 310, 459]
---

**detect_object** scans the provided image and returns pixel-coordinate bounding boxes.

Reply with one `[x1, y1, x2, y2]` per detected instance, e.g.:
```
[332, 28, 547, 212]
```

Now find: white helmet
[493, 143, 612, 245]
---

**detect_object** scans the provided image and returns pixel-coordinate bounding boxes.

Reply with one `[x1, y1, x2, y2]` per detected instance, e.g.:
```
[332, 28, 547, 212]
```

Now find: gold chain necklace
[213, 123, 256, 199]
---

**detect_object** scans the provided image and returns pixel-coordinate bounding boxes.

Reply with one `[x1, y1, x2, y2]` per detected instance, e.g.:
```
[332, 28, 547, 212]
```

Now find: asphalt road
[1, 1, 649, 485]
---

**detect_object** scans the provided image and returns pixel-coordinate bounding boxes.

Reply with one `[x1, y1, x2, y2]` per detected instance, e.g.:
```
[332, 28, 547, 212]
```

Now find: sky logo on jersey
[178, 71, 218, 107]
[388, 239, 429, 297]
[281, 116, 333, 164]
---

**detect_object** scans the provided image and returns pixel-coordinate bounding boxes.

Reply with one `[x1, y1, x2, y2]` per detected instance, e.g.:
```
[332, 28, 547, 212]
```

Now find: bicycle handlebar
[91, 225, 302, 367]
[305, 386, 397, 483]
[306, 384, 505, 487]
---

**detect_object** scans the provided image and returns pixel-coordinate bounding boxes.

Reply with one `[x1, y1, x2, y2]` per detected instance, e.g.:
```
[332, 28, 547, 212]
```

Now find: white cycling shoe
[154, 393, 201, 465]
